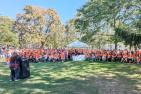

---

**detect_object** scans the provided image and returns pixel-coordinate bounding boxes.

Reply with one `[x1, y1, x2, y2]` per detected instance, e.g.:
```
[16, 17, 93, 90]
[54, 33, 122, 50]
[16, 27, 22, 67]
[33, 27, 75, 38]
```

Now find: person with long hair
[9, 52, 20, 81]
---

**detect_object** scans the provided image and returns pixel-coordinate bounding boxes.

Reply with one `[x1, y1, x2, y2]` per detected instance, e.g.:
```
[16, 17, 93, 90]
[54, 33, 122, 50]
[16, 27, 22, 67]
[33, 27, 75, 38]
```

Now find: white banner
[72, 55, 86, 61]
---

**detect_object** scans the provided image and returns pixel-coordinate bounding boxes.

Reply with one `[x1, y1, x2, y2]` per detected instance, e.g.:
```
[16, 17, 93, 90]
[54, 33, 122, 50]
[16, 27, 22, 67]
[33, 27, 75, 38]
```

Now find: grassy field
[0, 61, 141, 94]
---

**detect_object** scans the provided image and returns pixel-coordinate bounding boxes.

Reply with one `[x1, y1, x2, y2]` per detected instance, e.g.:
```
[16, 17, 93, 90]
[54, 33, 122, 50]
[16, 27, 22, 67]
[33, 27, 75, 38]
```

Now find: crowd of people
[19, 49, 68, 62]
[67, 49, 141, 64]
[2, 49, 68, 64]
[91, 50, 141, 64]
[1, 48, 141, 64]
[1, 48, 141, 81]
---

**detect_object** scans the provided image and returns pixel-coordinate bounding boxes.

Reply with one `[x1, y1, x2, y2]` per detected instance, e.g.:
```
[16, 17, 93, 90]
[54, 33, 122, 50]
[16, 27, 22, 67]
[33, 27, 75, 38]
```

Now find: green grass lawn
[0, 61, 141, 94]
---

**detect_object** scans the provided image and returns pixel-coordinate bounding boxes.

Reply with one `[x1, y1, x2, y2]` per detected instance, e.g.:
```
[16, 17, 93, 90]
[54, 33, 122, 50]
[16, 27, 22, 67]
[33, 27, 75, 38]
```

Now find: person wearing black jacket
[9, 52, 20, 81]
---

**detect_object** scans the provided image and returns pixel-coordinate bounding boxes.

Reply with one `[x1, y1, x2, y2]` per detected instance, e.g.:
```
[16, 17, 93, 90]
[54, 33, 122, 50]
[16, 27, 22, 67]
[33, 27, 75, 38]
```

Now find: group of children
[66, 49, 141, 64]
[3, 48, 141, 64]
[17, 49, 68, 63]
[91, 50, 141, 64]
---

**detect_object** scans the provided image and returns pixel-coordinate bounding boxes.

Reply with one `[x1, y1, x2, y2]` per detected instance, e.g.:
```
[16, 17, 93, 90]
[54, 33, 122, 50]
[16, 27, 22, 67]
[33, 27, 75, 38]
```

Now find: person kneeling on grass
[9, 52, 20, 81]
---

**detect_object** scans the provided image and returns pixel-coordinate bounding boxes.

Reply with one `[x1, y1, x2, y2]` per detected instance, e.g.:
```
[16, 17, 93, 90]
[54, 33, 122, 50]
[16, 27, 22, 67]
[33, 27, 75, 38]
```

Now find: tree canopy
[0, 16, 18, 47]
[0, 1, 141, 50]
[13, 5, 66, 48]
[74, 0, 141, 50]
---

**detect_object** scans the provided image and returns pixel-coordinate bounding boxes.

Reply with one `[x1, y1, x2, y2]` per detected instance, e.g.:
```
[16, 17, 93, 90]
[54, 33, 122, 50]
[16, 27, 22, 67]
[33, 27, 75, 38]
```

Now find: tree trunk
[40, 41, 45, 48]
[129, 45, 132, 50]
[19, 35, 23, 49]
[114, 17, 118, 50]
[134, 45, 138, 51]
[114, 41, 118, 50]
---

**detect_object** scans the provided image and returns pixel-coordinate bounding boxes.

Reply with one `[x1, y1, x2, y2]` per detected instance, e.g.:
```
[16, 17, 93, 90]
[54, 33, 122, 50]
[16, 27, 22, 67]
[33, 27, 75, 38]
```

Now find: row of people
[17, 49, 67, 63]
[91, 50, 141, 64]
[4, 49, 141, 64]
[67, 49, 141, 64]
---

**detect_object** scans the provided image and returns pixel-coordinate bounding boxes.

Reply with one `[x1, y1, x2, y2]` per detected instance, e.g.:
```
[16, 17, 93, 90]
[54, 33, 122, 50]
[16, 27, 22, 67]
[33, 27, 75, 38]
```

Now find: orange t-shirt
[61, 53, 65, 59]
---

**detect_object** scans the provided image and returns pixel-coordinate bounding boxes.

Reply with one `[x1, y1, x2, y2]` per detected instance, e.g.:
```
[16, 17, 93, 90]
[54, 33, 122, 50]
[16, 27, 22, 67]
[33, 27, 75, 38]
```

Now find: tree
[0, 16, 18, 47]
[115, 0, 141, 50]
[45, 23, 66, 48]
[65, 19, 78, 44]
[74, 0, 141, 49]
[13, 5, 61, 48]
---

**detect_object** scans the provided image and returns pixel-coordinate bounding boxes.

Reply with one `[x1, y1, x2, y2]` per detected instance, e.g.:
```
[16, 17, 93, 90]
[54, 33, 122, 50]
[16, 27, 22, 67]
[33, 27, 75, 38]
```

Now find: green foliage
[0, 16, 18, 47]
[116, 27, 141, 49]
[13, 5, 65, 48]
[74, 0, 141, 49]
[45, 24, 66, 48]
[65, 19, 78, 44]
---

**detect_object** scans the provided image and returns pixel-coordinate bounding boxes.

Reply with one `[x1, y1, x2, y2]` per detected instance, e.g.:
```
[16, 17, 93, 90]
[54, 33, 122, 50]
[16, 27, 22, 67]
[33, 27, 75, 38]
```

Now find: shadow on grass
[0, 61, 141, 94]
[0, 75, 98, 94]
[0, 74, 140, 94]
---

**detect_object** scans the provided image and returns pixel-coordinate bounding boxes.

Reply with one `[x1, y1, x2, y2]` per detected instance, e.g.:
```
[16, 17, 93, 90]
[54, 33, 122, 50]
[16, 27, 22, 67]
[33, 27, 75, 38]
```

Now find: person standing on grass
[61, 52, 65, 62]
[9, 52, 20, 81]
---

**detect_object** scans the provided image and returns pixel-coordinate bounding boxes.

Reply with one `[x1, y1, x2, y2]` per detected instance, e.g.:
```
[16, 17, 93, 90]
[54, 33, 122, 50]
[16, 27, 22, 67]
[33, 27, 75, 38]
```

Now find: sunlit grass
[0, 61, 141, 94]
[0, 57, 5, 63]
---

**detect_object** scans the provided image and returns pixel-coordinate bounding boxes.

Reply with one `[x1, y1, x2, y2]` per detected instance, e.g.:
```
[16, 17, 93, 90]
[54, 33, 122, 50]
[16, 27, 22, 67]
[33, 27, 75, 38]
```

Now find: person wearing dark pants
[10, 68, 20, 81]
[9, 52, 20, 81]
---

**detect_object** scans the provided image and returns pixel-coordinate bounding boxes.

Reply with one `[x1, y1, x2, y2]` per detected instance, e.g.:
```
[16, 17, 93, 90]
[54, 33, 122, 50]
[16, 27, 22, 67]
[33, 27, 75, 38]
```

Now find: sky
[0, 0, 87, 24]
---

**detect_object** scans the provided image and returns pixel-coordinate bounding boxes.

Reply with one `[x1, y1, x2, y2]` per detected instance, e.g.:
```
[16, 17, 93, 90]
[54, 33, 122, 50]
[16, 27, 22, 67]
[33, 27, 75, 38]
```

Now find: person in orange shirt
[48, 53, 51, 62]
[117, 52, 122, 62]
[35, 52, 40, 62]
[136, 55, 141, 64]
[54, 53, 58, 62]
[52, 53, 56, 62]
[92, 53, 96, 61]
[107, 52, 112, 62]
[128, 52, 134, 63]
[5, 50, 11, 65]
[61, 52, 65, 62]
[102, 52, 107, 61]
[113, 50, 116, 62]
[6, 57, 10, 65]
[122, 53, 128, 63]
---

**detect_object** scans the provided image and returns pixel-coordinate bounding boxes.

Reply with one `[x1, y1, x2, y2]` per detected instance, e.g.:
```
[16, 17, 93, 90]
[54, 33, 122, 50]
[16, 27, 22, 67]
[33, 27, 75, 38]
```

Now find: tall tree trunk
[134, 44, 138, 51]
[40, 41, 45, 48]
[114, 40, 118, 50]
[129, 44, 132, 50]
[113, 17, 118, 50]
[19, 34, 23, 49]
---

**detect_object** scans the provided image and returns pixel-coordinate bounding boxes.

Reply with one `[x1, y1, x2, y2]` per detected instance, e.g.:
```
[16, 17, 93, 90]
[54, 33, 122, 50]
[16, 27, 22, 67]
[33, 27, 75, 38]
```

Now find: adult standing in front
[9, 52, 20, 81]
